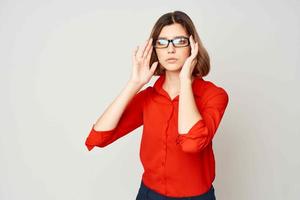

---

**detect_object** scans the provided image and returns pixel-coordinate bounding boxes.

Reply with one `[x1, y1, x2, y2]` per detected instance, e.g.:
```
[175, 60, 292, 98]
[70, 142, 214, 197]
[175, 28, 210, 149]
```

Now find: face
[154, 23, 191, 72]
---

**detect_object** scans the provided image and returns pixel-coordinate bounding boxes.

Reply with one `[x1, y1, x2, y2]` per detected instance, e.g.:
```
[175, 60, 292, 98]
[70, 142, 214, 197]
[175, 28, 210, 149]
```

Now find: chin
[163, 63, 183, 71]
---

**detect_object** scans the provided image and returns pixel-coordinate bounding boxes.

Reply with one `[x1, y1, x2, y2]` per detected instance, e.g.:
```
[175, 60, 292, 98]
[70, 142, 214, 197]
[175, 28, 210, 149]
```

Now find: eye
[173, 37, 188, 45]
[156, 39, 168, 45]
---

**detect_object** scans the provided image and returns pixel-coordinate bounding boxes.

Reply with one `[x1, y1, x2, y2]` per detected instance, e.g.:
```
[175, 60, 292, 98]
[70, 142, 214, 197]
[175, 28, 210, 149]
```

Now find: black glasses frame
[153, 36, 190, 49]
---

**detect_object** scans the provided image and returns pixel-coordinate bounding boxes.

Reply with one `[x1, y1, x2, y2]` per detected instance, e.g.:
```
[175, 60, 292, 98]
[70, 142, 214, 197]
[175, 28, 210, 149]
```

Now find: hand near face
[130, 38, 159, 85]
[179, 35, 198, 81]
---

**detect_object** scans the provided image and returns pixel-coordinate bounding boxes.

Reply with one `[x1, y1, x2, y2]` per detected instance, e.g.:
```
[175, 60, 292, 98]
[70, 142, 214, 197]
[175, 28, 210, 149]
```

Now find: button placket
[161, 104, 174, 192]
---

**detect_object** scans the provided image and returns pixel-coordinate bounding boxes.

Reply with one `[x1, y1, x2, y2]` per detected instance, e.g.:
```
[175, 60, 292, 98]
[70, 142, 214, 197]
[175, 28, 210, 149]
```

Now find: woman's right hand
[130, 38, 159, 85]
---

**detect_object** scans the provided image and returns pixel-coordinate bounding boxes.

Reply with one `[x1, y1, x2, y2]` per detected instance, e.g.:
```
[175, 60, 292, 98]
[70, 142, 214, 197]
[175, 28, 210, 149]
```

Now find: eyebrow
[157, 35, 188, 40]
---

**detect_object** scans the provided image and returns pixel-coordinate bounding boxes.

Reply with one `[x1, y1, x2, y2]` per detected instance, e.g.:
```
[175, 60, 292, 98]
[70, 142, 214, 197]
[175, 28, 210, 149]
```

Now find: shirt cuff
[176, 119, 209, 153]
[85, 124, 115, 151]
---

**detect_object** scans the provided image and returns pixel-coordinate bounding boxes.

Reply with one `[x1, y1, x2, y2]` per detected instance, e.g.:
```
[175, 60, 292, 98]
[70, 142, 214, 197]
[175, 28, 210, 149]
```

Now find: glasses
[153, 36, 190, 49]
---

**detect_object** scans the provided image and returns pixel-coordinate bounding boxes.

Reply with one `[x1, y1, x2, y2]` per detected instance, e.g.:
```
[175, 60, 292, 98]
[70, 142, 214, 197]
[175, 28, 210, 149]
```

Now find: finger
[132, 45, 139, 63]
[143, 38, 153, 59]
[133, 45, 138, 57]
[137, 39, 149, 59]
[142, 40, 150, 60]
[135, 44, 142, 59]
[136, 43, 143, 59]
[149, 61, 159, 74]
[190, 35, 195, 45]
[194, 42, 198, 55]
[190, 35, 197, 52]
[195, 42, 198, 53]
[145, 43, 154, 66]
[190, 36, 195, 55]
[191, 42, 198, 58]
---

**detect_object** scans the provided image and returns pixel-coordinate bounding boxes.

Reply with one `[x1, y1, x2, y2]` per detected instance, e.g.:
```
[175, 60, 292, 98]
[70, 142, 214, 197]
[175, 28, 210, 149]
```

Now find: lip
[166, 58, 178, 62]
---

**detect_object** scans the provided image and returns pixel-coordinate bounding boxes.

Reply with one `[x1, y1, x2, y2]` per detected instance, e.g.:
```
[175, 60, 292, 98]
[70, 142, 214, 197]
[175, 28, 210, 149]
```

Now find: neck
[163, 71, 180, 92]
[162, 71, 195, 92]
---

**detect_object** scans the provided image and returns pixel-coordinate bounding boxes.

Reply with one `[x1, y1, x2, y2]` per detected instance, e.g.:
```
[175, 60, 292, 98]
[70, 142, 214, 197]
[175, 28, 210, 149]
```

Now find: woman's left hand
[179, 35, 198, 81]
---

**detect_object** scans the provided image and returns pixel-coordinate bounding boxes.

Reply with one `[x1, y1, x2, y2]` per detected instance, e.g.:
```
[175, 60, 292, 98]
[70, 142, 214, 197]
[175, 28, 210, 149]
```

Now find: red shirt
[85, 74, 229, 197]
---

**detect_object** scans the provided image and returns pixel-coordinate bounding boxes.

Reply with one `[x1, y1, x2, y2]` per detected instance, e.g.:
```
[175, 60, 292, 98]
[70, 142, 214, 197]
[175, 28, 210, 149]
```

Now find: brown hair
[149, 10, 210, 77]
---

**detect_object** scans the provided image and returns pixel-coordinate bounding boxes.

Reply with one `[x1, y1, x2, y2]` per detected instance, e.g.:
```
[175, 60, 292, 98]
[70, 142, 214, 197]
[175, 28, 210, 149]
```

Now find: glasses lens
[173, 37, 189, 47]
[155, 39, 168, 48]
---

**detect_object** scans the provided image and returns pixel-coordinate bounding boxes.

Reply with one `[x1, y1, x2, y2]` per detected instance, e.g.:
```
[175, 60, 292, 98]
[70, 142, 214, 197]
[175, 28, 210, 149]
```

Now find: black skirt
[135, 180, 216, 200]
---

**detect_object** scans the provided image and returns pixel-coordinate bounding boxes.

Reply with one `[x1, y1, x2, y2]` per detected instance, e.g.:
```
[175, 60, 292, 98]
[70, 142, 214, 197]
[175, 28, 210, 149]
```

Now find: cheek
[180, 49, 191, 60]
[185, 47, 192, 56]
[156, 52, 165, 61]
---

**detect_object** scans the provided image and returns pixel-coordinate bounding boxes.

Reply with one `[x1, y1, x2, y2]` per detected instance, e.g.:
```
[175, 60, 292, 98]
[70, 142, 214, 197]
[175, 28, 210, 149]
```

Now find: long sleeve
[176, 88, 229, 153]
[85, 87, 150, 151]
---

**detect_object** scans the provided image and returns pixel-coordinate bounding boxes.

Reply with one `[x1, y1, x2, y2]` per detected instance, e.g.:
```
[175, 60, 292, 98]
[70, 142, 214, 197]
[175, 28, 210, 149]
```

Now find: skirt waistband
[139, 181, 215, 200]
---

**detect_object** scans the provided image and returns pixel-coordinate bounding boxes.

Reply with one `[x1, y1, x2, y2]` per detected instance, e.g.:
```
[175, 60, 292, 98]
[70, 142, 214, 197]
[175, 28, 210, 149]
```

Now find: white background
[1, 0, 299, 199]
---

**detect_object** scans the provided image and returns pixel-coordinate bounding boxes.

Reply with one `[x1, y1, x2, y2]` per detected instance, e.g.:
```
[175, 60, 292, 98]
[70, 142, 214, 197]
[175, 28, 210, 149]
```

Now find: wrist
[127, 79, 144, 88]
[180, 78, 193, 85]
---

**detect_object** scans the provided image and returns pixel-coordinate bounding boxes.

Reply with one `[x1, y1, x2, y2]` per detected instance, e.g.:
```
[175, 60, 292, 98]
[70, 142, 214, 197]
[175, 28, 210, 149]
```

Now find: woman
[85, 10, 229, 200]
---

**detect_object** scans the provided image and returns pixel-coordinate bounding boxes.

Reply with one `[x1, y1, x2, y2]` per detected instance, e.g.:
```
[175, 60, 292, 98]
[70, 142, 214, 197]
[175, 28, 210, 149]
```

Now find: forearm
[178, 79, 202, 134]
[93, 80, 144, 131]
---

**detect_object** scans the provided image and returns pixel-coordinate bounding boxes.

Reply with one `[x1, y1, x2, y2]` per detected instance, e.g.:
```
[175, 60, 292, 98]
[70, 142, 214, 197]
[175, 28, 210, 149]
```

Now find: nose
[167, 42, 176, 53]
